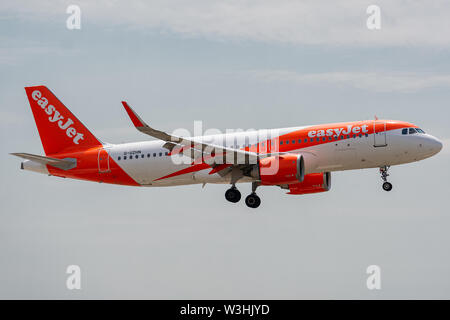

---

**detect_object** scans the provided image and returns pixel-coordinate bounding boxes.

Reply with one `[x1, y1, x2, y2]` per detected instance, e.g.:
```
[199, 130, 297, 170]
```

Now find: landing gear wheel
[225, 187, 241, 203]
[382, 182, 393, 192]
[245, 193, 261, 208]
[379, 166, 392, 192]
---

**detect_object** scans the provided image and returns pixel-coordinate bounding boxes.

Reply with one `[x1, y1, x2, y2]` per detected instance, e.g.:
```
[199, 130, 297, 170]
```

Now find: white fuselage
[105, 126, 442, 187]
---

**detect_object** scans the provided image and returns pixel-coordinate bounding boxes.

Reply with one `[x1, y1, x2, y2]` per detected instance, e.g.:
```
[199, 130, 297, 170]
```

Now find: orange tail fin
[25, 86, 102, 155]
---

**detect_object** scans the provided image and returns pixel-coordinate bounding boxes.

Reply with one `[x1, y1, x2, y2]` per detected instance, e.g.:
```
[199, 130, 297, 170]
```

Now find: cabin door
[98, 148, 111, 173]
[373, 121, 387, 147]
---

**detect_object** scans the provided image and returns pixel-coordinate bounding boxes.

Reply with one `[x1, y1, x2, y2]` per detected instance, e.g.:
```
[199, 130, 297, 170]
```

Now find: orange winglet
[122, 101, 145, 127]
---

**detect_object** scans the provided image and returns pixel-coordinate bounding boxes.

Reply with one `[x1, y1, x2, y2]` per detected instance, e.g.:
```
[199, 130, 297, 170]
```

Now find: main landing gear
[225, 185, 241, 203]
[245, 182, 261, 209]
[245, 193, 261, 209]
[380, 166, 393, 192]
[225, 182, 261, 208]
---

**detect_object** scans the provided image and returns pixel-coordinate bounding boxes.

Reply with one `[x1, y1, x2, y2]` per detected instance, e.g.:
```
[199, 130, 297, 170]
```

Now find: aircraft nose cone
[436, 139, 443, 153]
[429, 137, 443, 155]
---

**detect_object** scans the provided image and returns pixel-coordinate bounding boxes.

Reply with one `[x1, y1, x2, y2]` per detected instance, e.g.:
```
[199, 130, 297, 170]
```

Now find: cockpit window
[403, 127, 425, 135]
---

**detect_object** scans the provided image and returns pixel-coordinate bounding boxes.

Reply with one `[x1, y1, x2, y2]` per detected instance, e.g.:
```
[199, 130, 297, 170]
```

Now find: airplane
[11, 85, 443, 208]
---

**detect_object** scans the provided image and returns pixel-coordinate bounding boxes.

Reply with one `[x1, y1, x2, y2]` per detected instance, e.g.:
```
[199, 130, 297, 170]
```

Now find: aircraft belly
[193, 170, 229, 184]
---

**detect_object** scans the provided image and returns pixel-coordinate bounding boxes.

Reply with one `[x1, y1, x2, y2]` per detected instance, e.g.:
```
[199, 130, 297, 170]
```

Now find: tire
[382, 182, 393, 192]
[225, 188, 241, 203]
[245, 194, 261, 208]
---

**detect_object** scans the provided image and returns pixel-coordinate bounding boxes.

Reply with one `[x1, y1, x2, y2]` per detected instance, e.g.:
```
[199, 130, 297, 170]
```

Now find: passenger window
[316, 138, 320, 142]
[280, 141, 283, 145]
[118, 156, 121, 161]
[402, 128, 408, 135]
[147, 154, 150, 158]
[298, 139, 302, 143]
[165, 152, 168, 156]
[135, 155, 139, 159]
[310, 138, 314, 142]
[304, 139, 308, 143]
[141, 154, 144, 158]
[409, 128, 417, 134]
[159, 152, 162, 156]
[153, 153, 156, 157]
[124, 156, 127, 160]
[286, 140, 289, 144]
[323, 137, 326, 141]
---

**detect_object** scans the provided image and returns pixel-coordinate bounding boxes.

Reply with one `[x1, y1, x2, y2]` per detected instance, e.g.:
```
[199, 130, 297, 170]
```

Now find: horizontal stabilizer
[10, 153, 77, 170]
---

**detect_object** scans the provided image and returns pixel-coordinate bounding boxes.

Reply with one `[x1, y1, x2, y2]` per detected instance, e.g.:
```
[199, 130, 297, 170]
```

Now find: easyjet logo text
[308, 125, 369, 138]
[32, 90, 84, 145]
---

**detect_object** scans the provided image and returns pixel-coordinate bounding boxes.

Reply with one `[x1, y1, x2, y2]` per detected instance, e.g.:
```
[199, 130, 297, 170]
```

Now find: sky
[1, 0, 450, 299]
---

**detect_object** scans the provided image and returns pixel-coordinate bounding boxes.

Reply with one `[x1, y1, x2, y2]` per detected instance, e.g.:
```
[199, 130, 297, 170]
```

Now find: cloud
[248, 70, 450, 93]
[2, 0, 450, 46]
[0, 45, 80, 66]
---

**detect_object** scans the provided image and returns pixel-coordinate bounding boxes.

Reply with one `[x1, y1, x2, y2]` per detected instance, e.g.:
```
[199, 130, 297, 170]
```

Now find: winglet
[121, 101, 146, 128]
[120, 101, 178, 143]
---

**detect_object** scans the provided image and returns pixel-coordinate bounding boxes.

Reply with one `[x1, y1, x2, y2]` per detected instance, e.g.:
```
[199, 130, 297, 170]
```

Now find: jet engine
[253, 154, 305, 185]
[287, 172, 331, 195]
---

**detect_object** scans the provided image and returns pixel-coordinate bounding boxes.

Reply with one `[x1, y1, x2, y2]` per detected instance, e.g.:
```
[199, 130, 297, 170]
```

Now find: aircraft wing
[121, 101, 260, 167]
[10, 153, 77, 170]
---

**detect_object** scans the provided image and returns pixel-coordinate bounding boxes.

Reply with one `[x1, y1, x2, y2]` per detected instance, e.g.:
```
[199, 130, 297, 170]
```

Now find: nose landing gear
[382, 182, 393, 191]
[380, 166, 393, 192]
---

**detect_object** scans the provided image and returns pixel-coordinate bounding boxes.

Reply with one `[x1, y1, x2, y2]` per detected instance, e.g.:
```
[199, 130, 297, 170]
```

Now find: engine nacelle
[287, 172, 331, 195]
[257, 154, 305, 185]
